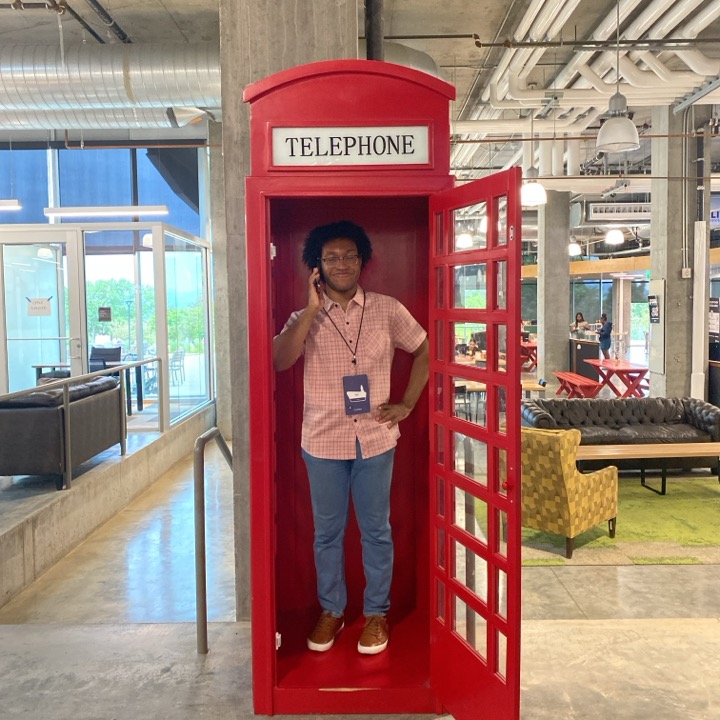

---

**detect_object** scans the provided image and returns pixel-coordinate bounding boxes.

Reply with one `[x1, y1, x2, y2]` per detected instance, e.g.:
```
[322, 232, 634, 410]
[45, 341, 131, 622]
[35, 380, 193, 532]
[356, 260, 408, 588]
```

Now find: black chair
[89, 346, 122, 374]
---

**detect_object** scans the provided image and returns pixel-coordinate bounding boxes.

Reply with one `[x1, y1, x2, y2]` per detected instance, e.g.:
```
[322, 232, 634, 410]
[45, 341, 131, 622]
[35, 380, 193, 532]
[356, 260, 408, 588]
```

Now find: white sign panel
[711, 194, 720, 228]
[272, 125, 429, 166]
[27, 297, 52, 317]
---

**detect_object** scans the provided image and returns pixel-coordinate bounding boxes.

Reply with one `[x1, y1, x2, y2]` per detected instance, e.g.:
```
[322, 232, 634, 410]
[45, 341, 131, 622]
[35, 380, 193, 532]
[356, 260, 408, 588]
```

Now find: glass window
[453, 594, 487, 660]
[164, 231, 210, 422]
[59, 148, 133, 216]
[0, 149, 49, 224]
[453, 202, 487, 252]
[137, 148, 200, 236]
[454, 432, 488, 485]
[453, 263, 487, 309]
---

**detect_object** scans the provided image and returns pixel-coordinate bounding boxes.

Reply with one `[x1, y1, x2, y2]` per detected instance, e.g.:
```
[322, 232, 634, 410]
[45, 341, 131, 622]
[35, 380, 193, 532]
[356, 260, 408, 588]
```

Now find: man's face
[320, 237, 362, 294]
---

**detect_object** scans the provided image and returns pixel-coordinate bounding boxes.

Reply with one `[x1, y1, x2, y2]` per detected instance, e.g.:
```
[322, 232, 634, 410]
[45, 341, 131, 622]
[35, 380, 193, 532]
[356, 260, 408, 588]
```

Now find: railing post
[193, 426, 233, 655]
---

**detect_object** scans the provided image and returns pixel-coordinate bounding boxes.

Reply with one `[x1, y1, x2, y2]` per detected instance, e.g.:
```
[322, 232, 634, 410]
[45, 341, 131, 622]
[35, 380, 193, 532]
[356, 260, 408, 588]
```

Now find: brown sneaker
[357, 615, 389, 655]
[307, 611, 344, 652]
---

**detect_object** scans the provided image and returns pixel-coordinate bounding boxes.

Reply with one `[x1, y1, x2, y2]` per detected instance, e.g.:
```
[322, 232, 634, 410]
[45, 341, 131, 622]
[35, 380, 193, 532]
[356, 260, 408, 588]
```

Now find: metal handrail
[0, 357, 163, 488]
[194, 426, 233, 654]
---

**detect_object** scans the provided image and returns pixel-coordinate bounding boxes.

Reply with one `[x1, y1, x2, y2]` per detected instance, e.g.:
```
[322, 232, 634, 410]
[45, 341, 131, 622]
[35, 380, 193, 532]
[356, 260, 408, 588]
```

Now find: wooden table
[577, 442, 720, 494]
[32, 362, 70, 382]
[455, 379, 546, 423]
[584, 358, 649, 398]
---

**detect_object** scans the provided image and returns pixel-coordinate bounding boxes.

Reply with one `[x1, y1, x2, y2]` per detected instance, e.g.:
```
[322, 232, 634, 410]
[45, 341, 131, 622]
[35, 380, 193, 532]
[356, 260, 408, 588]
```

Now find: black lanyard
[323, 295, 366, 366]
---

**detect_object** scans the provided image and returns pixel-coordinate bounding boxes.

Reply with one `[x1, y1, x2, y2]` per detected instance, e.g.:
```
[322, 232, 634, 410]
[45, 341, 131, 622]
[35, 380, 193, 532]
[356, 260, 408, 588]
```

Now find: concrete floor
[0, 445, 718, 719]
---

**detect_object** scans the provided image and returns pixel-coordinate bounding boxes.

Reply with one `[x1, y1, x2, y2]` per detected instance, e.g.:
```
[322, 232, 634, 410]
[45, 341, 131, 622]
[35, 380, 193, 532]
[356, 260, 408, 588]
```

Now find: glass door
[0, 228, 85, 393]
[429, 168, 522, 720]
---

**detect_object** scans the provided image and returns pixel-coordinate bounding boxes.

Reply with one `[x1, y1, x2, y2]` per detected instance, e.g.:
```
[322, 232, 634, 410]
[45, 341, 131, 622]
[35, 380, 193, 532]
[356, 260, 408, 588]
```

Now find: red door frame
[428, 168, 522, 720]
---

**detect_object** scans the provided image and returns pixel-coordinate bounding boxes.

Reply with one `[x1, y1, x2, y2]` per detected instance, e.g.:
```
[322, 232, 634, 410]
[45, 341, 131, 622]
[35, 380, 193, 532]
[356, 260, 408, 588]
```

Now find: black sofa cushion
[0, 377, 118, 409]
[616, 424, 711, 444]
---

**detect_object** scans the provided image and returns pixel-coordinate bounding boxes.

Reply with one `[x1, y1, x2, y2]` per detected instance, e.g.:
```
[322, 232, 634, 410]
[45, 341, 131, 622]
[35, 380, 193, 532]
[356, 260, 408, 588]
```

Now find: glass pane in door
[3, 243, 68, 392]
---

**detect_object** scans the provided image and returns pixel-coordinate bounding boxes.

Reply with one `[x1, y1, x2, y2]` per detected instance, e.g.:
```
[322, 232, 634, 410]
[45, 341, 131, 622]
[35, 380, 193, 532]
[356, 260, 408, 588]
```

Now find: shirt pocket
[361, 328, 392, 362]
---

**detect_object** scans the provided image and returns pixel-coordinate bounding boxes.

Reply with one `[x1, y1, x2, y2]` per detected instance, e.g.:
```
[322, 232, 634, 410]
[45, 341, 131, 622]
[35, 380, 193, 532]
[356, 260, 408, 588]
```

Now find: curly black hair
[301, 220, 373, 270]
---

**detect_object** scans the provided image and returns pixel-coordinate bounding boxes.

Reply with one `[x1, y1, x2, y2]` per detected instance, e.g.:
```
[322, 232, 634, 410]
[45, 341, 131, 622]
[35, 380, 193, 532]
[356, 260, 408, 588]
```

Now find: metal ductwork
[0, 40, 437, 131]
[0, 43, 220, 129]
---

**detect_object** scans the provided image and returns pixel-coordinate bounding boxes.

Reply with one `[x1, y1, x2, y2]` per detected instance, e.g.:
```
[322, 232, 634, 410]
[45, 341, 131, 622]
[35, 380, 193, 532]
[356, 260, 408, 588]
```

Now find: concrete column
[219, 0, 357, 620]
[649, 106, 696, 396]
[613, 279, 631, 359]
[537, 190, 571, 384]
[207, 120, 231, 437]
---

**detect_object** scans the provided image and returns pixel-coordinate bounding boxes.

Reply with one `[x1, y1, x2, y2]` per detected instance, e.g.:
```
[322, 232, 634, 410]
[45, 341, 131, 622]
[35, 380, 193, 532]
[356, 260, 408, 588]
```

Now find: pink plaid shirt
[282, 287, 426, 459]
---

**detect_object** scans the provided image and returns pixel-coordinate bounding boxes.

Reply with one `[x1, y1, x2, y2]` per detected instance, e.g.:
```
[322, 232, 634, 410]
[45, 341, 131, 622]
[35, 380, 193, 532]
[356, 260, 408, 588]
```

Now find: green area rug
[522, 476, 720, 566]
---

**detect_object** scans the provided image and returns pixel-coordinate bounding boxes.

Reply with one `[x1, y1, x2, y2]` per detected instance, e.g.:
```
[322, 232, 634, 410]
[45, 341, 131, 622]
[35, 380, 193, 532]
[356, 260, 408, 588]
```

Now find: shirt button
[354, 418, 357, 422]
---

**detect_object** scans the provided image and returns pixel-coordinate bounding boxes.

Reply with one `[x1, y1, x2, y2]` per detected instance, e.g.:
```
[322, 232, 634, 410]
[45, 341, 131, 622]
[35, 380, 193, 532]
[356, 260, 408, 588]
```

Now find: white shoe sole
[357, 638, 388, 655]
[307, 622, 344, 652]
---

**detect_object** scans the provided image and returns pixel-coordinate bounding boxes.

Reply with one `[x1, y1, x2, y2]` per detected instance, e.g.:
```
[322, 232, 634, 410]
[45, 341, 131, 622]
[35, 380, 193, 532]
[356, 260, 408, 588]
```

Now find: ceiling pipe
[0, 43, 220, 110]
[673, 0, 720, 74]
[517, 0, 583, 81]
[618, 55, 701, 88]
[453, 115, 590, 134]
[645, 0, 705, 37]
[552, 0, 646, 90]
[0, 107, 202, 130]
[82, 0, 132, 43]
[364, 0, 384, 61]
[479, 0, 545, 103]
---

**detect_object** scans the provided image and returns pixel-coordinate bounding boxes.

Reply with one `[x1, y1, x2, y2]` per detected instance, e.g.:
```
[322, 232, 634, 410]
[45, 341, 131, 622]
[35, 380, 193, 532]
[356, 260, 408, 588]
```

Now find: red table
[584, 358, 649, 398]
[520, 341, 537, 371]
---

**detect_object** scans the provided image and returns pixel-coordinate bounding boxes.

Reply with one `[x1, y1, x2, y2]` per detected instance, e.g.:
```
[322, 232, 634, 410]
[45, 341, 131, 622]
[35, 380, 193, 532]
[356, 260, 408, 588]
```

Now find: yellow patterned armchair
[520, 427, 618, 558]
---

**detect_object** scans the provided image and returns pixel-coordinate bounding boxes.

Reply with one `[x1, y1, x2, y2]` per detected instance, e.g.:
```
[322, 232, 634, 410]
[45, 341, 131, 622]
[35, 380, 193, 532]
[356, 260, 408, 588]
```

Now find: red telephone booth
[244, 60, 522, 719]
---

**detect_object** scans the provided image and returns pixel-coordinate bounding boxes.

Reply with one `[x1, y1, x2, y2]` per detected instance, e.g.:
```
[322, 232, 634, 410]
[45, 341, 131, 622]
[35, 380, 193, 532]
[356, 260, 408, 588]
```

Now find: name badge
[343, 374, 370, 415]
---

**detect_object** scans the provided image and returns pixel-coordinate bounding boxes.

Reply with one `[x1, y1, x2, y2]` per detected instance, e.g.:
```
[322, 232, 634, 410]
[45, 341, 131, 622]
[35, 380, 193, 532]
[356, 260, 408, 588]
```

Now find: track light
[0, 199, 22, 211]
[44, 205, 169, 218]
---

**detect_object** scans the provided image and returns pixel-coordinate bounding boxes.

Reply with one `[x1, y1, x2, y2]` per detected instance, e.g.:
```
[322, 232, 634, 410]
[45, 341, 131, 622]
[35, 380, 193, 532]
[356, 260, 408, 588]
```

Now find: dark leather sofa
[520, 396, 720, 475]
[0, 376, 126, 490]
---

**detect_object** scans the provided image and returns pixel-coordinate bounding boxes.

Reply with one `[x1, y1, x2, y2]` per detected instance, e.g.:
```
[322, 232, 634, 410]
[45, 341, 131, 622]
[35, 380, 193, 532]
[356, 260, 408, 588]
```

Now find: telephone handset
[313, 260, 324, 289]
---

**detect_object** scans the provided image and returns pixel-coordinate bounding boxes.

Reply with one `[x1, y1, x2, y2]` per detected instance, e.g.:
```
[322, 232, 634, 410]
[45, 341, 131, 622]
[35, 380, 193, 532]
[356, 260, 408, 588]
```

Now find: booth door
[428, 168, 522, 720]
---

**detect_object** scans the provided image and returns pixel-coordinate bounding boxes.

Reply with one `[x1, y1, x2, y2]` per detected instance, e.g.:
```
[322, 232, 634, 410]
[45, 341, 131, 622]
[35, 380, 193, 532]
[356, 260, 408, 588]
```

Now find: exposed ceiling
[2, 0, 720, 258]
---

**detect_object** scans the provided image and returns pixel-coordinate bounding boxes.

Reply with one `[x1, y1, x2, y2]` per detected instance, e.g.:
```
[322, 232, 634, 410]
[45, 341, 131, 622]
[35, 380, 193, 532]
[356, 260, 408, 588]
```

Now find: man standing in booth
[273, 220, 429, 656]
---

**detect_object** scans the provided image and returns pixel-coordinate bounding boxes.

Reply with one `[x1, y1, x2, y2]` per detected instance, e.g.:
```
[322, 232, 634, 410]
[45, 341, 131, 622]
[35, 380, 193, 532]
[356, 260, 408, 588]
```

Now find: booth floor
[0, 444, 718, 720]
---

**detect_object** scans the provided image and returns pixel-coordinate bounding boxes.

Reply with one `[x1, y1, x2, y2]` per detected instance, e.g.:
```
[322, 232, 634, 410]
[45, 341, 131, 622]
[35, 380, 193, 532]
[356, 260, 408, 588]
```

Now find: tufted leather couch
[0, 376, 125, 490]
[520, 396, 720, 480]
[520, 397, 720, 445]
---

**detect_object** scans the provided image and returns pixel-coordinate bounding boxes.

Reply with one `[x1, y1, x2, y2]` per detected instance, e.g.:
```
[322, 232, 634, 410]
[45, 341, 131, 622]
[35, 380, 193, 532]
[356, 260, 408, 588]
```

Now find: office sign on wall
[710, 297, 720, 342]
[648, 295, 660, 324]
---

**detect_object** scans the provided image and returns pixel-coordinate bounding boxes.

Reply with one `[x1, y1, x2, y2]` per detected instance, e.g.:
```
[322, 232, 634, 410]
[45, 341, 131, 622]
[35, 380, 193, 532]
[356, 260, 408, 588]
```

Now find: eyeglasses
[320, 254, 361, 267]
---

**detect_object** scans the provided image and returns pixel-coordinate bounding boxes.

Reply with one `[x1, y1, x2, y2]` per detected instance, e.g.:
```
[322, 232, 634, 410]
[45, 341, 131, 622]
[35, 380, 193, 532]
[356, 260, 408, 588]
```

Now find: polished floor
[0, 443, 718, 719]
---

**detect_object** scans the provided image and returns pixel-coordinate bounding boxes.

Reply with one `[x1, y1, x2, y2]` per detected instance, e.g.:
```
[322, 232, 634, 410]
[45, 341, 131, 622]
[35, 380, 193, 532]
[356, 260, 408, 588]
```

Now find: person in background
[273, 220, 429, 657]
[598, 312, 613, 359]
[570, 312, 590, 336]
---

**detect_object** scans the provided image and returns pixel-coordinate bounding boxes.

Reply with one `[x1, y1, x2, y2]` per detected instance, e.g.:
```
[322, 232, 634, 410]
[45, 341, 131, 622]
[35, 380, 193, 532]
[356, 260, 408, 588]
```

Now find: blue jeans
[302, 440, 395, 617]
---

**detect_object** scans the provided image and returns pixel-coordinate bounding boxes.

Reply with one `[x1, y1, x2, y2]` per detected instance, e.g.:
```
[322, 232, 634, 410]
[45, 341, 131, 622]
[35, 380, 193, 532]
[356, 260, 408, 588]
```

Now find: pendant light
[605, 227, 625, 245]
[521, 110, 547, 207]
[596, 0, 640, 153]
